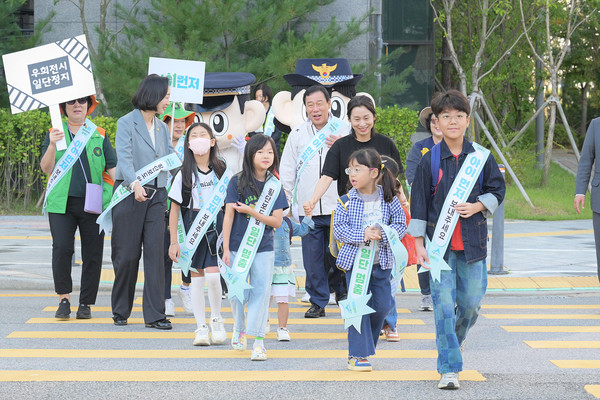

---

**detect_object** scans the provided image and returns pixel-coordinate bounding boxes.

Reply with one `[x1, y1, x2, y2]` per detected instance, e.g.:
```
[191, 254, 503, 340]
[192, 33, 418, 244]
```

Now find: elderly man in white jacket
[280, 85, 351, 318]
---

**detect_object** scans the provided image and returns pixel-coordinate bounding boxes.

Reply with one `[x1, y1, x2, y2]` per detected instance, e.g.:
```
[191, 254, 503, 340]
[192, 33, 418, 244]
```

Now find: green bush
[375, 105, 419, 164]
[0, 108, 118, 211]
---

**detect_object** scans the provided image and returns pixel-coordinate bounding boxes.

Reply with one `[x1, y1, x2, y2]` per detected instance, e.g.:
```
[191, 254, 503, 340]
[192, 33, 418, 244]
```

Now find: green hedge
[0, 108, 117, 209]
[375, 105, 419, 167]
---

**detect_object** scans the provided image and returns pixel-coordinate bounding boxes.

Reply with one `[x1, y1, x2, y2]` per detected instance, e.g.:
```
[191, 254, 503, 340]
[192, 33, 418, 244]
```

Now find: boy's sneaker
[76, 304, 91, 319]
[328, 293, 336, 305]
[193, 325, 211, 346]
[231, 331, 247, 351]
[300, 292, 310, 303]
[277, 327, 291, 341]
[165, 298, 175, 317]
[209, 317, 227, 344]
[420, 294, 433, 311]
[179, 286, 193, 313]
[55, 298, 71, 320]
[383, 325, 400, 342]
[438, 372, 460, 389]
[250, 346, 267, 361]
[347, 357, 372, 372]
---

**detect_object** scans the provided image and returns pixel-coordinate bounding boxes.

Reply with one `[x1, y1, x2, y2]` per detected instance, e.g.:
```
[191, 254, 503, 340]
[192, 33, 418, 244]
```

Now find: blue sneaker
[347, 357, 372, 371]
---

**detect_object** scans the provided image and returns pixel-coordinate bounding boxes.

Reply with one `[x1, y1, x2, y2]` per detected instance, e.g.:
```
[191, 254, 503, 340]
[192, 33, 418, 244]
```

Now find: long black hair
[381, 155, 402, 196]
[181, 122, 226, 207]
[347, 148, 396, 203]
[237, 133, 279, 197]
[347, 95, 377, 138]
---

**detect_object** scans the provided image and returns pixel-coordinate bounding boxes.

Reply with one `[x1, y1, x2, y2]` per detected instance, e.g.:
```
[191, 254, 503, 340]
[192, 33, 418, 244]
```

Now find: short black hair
[430, 89, 470, 116]
[255, 83, 273, 105]
[303, 85, 330, 105]
[131, 74, 169, 111]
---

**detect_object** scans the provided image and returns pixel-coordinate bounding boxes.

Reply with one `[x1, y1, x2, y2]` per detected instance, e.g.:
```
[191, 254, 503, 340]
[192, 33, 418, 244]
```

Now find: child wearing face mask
[168, 122, 230, 346]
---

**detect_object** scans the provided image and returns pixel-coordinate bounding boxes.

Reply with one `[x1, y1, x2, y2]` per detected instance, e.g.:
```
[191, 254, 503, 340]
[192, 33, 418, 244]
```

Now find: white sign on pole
[148, 57, 205, 104]
[2, 34, 96, 115]
[3, 34, 96, 150]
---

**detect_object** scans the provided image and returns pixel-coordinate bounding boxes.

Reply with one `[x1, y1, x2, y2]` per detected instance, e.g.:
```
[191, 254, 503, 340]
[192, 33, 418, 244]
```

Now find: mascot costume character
[187, 72, 265, 173]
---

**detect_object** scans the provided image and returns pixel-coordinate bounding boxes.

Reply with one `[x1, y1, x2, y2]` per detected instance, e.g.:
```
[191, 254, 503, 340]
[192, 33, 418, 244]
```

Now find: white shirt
[168, 168, 216, 210]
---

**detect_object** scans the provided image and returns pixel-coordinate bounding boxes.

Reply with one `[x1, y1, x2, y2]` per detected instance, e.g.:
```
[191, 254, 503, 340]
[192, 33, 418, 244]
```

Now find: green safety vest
[45, 121, 113, 214]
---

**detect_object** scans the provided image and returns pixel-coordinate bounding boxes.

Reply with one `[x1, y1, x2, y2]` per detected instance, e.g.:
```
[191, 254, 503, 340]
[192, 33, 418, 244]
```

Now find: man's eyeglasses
[66, 97, 88, 105]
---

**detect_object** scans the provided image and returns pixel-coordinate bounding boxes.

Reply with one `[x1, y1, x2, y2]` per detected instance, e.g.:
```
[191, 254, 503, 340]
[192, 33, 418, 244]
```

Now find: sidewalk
[0, 216, 597, 292]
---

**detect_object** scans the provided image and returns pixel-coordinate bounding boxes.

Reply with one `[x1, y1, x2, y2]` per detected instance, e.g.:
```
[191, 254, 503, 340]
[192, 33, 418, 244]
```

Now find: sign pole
[49, 104, 66, 150]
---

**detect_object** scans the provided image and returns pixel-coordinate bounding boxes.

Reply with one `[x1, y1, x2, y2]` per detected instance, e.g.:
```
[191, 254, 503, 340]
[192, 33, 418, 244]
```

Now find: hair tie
[380, 163, 384, 170]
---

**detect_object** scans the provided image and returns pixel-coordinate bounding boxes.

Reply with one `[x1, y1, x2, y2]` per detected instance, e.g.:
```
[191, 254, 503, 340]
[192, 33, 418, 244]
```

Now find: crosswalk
[482, 304, 600, 398]
[1, 293, 598, 398]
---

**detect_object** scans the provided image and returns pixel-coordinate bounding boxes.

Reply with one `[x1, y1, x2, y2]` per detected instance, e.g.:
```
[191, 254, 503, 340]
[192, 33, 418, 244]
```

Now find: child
[379, 155, 417, 342]
[168, 122, 228, 346]
[270, 210, 314, 341]
[409, 90, 505, 390]
[333, 148, 407, 372]
[222, 134, 288, 361]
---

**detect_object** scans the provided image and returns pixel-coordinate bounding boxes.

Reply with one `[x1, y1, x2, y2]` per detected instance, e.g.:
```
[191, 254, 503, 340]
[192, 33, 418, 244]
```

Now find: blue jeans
[430, 251, 487, 373]
[346, 265, 393, 358]
[383, 275, 400, 329]
[230, 250, 274, 337]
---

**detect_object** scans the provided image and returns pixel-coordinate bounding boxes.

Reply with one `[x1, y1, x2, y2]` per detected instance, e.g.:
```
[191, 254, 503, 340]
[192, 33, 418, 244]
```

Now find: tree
[95, 0, 370, 117]
[0, 0, 53, 108]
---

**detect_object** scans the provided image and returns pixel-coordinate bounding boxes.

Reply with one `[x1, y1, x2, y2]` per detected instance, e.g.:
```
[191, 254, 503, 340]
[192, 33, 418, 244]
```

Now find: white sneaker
[420, 294, 433, 311]
[277, 327, 291, 341]
[438, 372, 460, 389]
[179, 286, 193, 313]
[328, 293, 336, 305]
[165, 298, 175, 317]
[250, 346, 267, 361]
[209, 317, 227, 344]
[300, 292, 310, 303]
[193, 325, 211, 346]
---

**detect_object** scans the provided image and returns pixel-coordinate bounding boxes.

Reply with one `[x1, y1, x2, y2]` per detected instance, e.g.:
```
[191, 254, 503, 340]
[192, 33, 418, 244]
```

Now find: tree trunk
[441, 37, 451, 90]
[580, 82, 588, 137]
[542, 97, 556, 186]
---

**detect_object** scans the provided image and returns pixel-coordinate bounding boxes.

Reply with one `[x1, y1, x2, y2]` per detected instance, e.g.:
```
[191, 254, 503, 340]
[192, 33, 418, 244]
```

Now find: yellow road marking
[483, 305, 600, 310]
[0, 369, 485, 382]
[40, 306, 412, 314]
[586, 385, 600, 398]
[503, 229, 593, 238]
[0, 349, 437, 359]
[502, 326, 600, 333]
[0, 294, 56, 297]
[7, 331, 436, 340]
[483, 314, 600, 320]
[551, 360, 600, 369]
[25, 317, 425, 325]
[525, 341, 600, 349]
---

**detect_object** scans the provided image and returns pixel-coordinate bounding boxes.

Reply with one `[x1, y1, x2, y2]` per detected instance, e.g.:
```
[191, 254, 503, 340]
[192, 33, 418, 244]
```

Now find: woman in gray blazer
[111, 74, 175, 329]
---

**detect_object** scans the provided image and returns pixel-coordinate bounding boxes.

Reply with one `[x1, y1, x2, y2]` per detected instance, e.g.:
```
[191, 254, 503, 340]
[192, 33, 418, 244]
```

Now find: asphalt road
[0, 289, 598, 399]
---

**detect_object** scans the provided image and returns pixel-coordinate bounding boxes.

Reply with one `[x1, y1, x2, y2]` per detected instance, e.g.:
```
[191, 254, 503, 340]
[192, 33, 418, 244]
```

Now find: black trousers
[111, 184, 167, 323]
[163, 214, 191, 300]
[48, 196, 104, 304]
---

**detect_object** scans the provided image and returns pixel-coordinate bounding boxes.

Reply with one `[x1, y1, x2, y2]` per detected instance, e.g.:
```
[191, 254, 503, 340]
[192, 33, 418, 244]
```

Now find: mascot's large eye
[331, 95, 346, 119]
[194, 114, 203, 124]
[300, 103, 309, 122]
[209, 112, 229, 136]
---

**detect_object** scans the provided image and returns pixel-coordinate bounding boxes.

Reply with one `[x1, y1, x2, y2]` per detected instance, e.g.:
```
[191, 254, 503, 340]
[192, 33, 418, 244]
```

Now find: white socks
[191, 276, 206, 329]
[205, 272, 222, 320]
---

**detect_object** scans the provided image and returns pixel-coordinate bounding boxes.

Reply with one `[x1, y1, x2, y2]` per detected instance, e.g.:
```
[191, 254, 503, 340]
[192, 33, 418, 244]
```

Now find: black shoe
[304, 304, 326, 318]
[335, 292, 347, 305]
[76, 304, 91, 319]
[55, 298, 71, 320]
[145, 318, 172, 330]
[113, 315, 127, 326]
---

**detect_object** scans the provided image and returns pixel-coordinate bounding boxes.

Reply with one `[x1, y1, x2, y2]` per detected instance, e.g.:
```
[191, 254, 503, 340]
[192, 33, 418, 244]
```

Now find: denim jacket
[333, 186, 407, 271]
[274, 216, 314, 267]
[408, 139, 506, 264]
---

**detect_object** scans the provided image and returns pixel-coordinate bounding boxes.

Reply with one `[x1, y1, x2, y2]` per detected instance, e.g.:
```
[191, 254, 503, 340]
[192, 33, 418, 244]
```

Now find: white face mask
[188, 137, 211, 155]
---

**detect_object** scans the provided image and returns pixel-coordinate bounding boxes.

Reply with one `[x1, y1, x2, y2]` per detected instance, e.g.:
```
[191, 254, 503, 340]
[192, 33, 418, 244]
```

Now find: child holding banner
[222, 134, 288, 361]
[168, 122, 229, 346]
[409, 90, 505, 389]
[333, 148, 407, 372]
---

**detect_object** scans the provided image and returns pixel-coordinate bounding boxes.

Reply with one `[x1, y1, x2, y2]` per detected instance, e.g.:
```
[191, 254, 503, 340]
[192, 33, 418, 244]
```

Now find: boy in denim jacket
[409, 90, 505, 390]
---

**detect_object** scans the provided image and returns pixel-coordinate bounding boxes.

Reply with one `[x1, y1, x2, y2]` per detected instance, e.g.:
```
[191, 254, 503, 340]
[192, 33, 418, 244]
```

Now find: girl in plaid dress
[333, 148, 407, 371]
